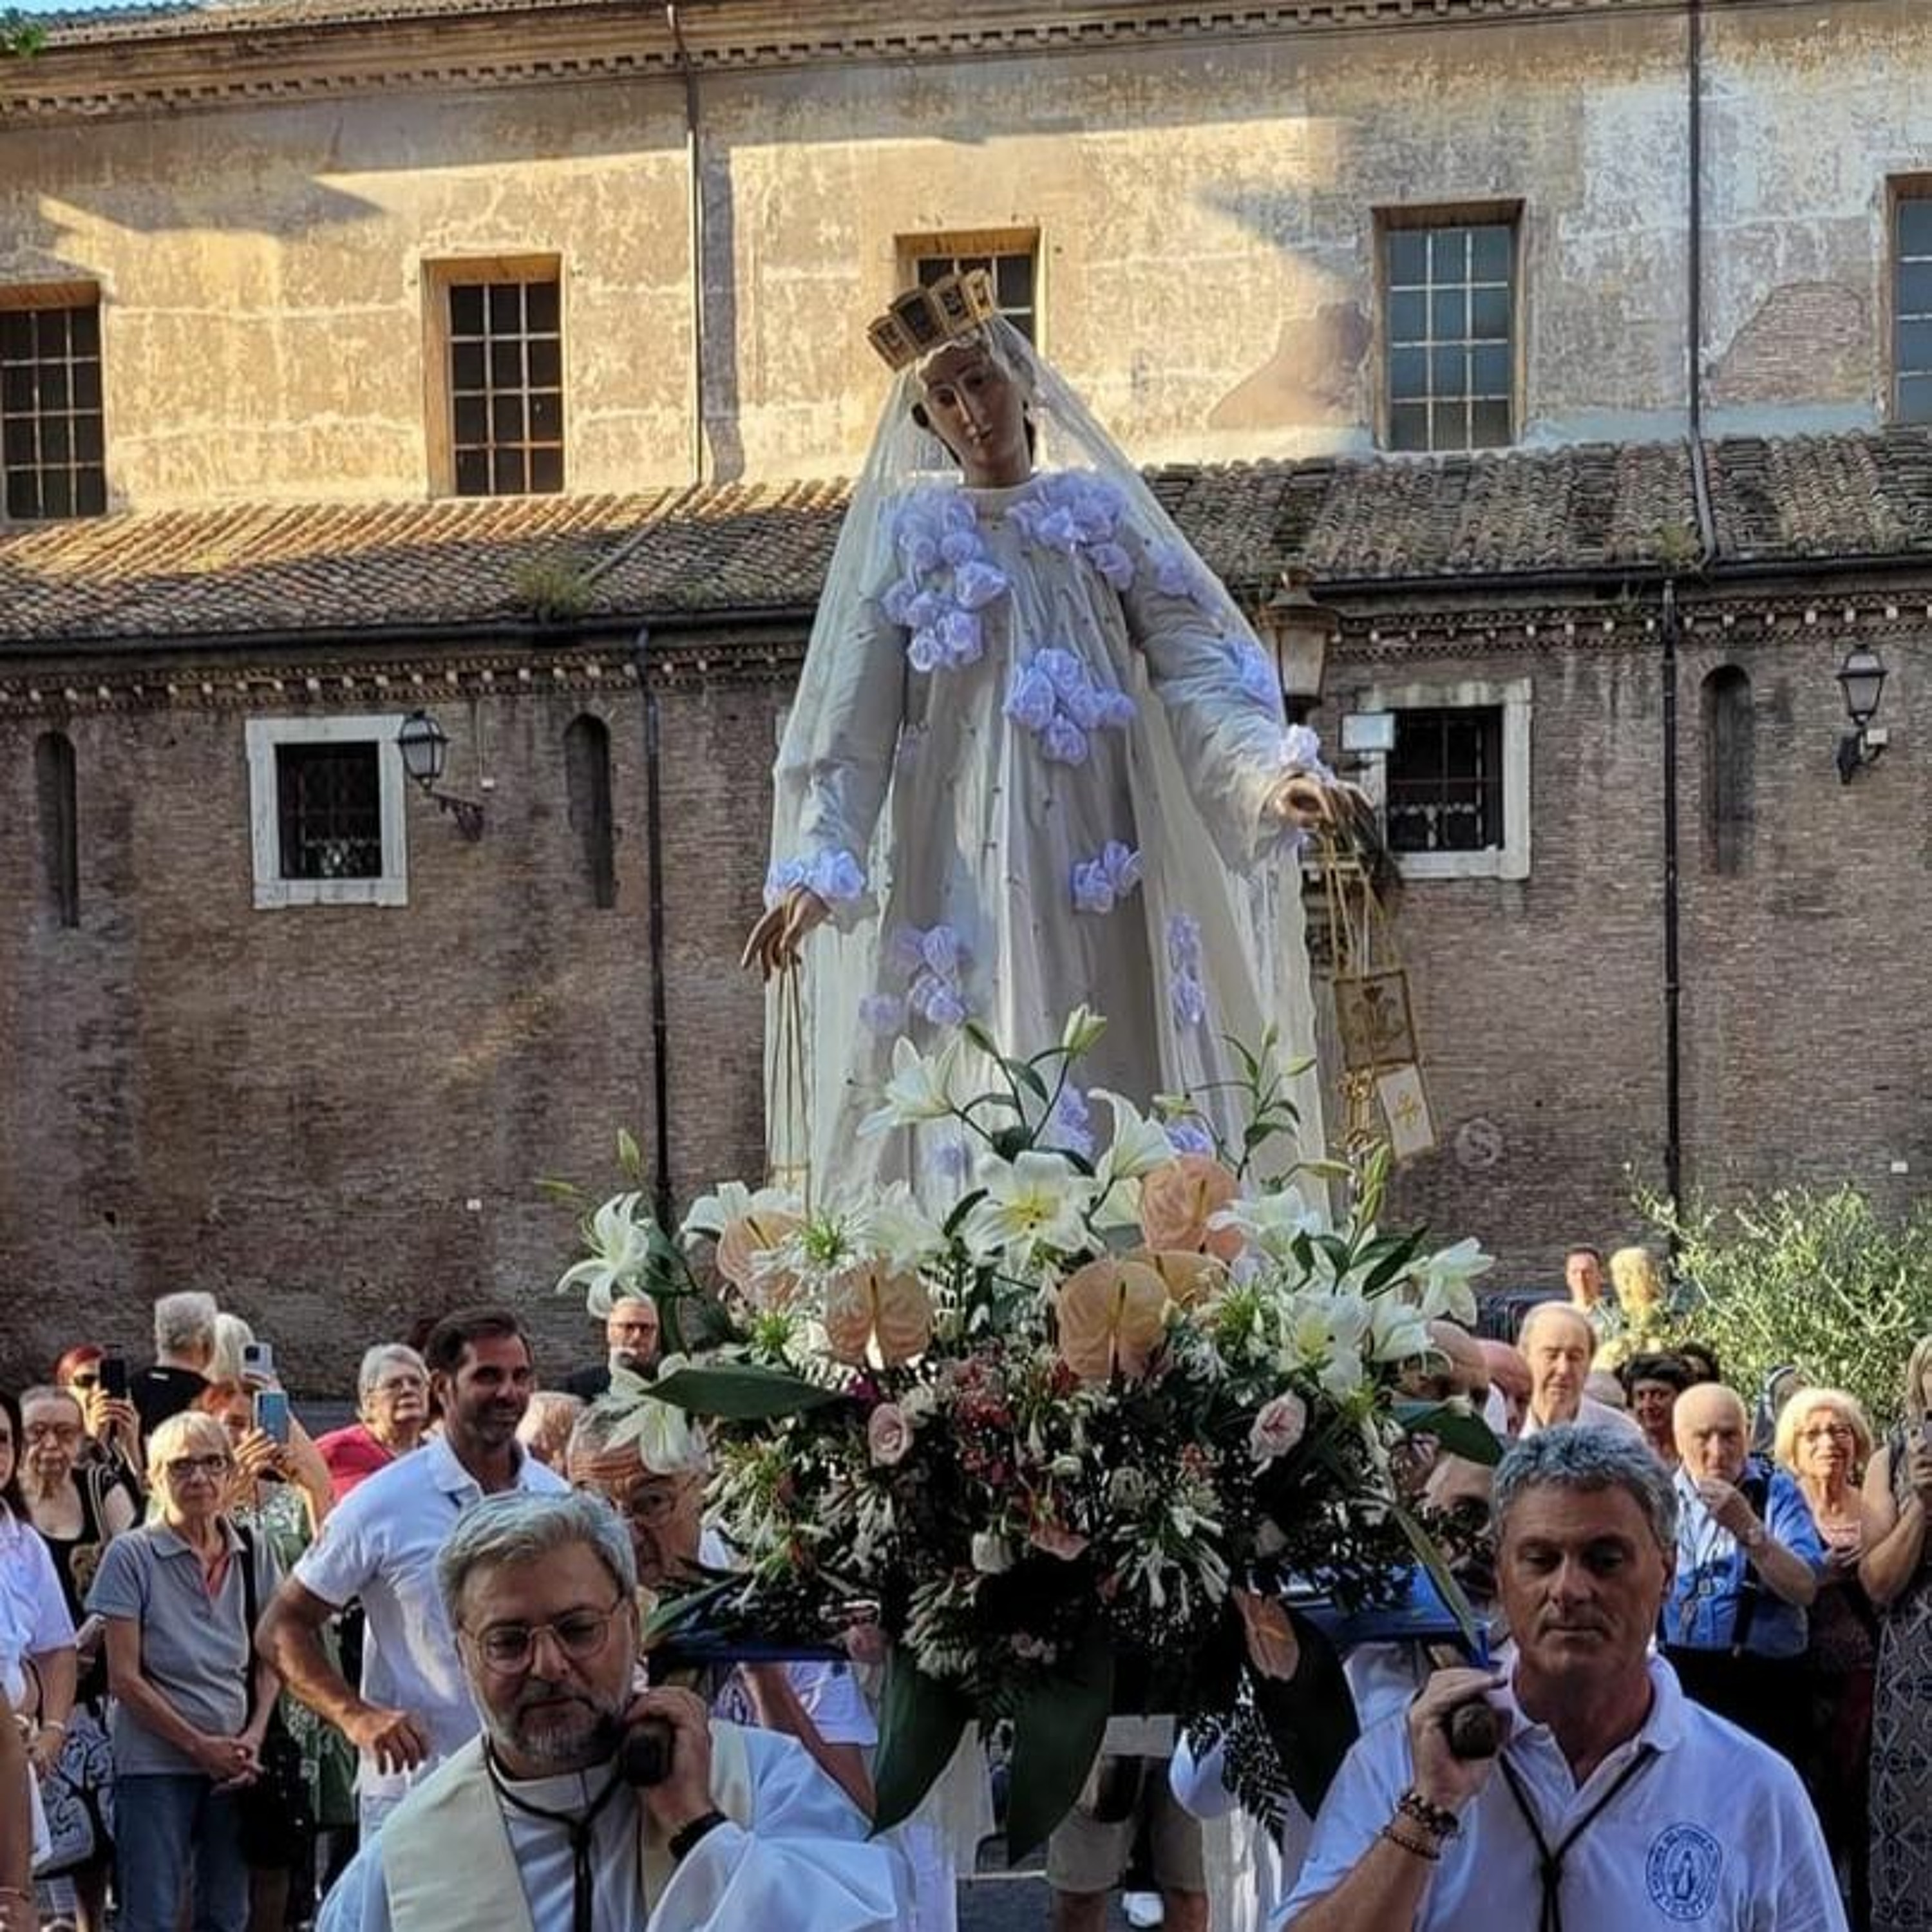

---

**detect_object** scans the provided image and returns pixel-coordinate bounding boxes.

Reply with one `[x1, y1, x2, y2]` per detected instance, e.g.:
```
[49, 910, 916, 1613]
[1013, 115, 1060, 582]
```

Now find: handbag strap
[234, 1519, 261, 1726]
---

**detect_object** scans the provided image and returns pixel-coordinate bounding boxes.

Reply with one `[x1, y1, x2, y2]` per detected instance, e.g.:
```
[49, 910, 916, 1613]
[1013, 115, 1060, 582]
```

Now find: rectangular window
[276, 743, 383, 880]
[1, 290, 107, 521]
[1352, 677, 1533, 882]
[1385, 707, 1505, 853]
[1382, 217, 1515, 453]
[426, 260, 564, 497]
[902, 232, 1039, 344]
[1895, 193, 1932, 423]
[245, 715, 410, 909]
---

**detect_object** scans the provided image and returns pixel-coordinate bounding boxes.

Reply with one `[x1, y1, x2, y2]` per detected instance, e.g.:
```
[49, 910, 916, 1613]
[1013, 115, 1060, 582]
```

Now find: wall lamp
[1255, 567, 1338, 725]
[397, 709, 487, 839]
[1833, 645, 1889, 785]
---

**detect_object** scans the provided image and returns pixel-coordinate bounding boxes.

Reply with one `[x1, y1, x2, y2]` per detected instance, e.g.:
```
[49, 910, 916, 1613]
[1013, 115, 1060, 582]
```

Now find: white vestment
[772, 468, 1323, 1195]
[317, 1723, 907, 1932]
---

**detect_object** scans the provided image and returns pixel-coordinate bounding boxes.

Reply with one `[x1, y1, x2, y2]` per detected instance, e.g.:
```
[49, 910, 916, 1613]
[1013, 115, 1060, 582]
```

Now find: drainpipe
[666, 2, 706, 485]
[1661, 580, 1684, 1220]
[634, 627, 676, 1229]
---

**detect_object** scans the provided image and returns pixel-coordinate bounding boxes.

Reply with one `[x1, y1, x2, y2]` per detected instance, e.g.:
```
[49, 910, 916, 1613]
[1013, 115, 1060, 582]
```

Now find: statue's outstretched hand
[741, 887, 830, 979]
[1271, 772, 1376, 839]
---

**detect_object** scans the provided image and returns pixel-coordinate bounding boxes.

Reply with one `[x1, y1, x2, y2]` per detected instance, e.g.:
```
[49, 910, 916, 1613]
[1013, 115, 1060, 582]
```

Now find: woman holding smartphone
[17, 1385, 135, 1932]
[1860, 1334, 1932, 1932]
[196, 1381, 345, 1932]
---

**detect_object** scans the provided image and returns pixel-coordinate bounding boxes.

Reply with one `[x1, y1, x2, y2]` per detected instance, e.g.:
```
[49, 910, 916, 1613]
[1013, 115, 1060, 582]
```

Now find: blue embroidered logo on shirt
[1645, 1823, 1722, 1920]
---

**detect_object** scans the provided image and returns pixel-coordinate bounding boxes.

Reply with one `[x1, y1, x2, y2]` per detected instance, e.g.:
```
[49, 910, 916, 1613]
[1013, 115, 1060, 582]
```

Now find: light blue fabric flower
[1071, 840, 1142, 914]
[1045, 1084, 1095, 1160]
[1004, 664, 1057, 733]
[859, 993, 907, 1036]
[1167, 912, 1208, 1027]
[763, 848, 866, 910]
[1042, 717, 1090, 765]
[1166, 1117, 1215, 1156]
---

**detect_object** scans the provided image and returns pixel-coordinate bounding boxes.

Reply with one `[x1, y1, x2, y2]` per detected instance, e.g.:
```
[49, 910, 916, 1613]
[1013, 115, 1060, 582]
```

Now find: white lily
[1415, 1237, 1493, 1325]
[1090, 1090, 1177, 1188]
[1209, 1184, 1327, 1261]
[679, 1179, 803, 1247]
[1367, 1293, 1432, 1365]
[1280, 1289, 1370, 1378]
[857, 1036, 965, 1138]
[863, 1181, 950, 1274]
[961, 1150, 1095, 1264]
[556, 1192, 657, 1314]
[1060, 1004, 1108, 1056]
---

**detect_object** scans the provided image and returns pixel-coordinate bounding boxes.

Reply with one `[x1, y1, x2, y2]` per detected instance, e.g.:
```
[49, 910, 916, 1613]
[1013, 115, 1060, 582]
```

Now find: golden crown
[866, 267, 999, 371]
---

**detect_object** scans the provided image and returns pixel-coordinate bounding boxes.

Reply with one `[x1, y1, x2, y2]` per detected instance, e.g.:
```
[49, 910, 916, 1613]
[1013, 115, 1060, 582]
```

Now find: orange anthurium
[823, 1262, 933, 1367]
[1056, 1256, 1169, 1383]
[1137, 1153, 1242, 1262]
[1124, 1245, 1228, 1309]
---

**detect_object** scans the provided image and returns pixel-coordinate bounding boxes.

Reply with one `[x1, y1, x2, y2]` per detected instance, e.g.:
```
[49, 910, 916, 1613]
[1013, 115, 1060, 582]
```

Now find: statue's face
[918, 343, 1030, 488]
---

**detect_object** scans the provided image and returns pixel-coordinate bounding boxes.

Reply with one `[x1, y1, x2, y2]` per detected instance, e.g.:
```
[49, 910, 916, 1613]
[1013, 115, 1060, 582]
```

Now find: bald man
[1516, 1303, 1642, 1440]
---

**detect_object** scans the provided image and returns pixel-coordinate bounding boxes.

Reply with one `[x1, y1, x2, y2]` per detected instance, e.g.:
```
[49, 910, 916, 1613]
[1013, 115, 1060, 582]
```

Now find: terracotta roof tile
[3, 431, 1928, 648]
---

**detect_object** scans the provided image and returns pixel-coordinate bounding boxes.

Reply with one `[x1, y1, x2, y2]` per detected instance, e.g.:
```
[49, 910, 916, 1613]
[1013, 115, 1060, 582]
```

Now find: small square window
[246, 716, 410, 909]
[1379, 213, 1517, 453]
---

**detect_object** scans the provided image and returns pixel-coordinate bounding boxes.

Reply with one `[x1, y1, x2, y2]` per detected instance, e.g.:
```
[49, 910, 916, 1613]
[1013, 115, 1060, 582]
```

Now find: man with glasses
[258, 1309, 565, 1837]
[317, 1492, 904, 1931]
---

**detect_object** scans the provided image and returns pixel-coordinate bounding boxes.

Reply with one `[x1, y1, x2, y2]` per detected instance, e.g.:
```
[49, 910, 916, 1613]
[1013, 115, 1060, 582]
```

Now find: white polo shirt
[294, 1434, 566, 1810]
[1274, 1657, 1846, 1931]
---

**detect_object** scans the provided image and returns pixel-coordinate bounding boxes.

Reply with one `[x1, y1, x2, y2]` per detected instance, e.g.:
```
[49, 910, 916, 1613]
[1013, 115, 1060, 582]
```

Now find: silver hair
[435, 1490, 637, 1625]
[1493, 1424, 1678, 1554]
[153, 1290, 219, 1360]
[357, 1343, 427, 1403]
[208, 1312, 256, 1385]
[1518, 1300, 1595, 1351]
[565, 1399, 636, 1465]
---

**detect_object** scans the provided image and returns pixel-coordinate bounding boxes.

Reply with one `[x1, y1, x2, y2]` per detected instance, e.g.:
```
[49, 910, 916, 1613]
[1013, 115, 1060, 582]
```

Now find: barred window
[276, 743, 383, 880]
[1, 296, 107, 521]
[1384, 220, 1515, 453]
[904, 235, 1038, 344]
[1385, 707, 1506, 855]
[1895, 194, 1932, 423]
[446, 276, 564, 497]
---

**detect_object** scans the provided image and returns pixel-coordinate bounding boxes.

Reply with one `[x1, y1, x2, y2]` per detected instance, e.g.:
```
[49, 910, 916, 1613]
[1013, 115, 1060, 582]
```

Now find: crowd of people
[0, 1265, 1925, 1932]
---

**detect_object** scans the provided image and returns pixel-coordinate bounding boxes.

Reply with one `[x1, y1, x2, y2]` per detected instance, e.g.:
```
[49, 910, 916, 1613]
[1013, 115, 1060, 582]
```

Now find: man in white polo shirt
[258, 1307, 567, 1833]
[1274, 1425, 1846, 1931]
[1517, 1303, 1642, 1440]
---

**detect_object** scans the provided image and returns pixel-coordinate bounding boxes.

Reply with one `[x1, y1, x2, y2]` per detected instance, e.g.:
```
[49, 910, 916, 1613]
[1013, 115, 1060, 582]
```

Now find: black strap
[234, 1520, 261, 1727]
[1498, 1743, 1658, 1932]
[485, 1747, 627, 1932]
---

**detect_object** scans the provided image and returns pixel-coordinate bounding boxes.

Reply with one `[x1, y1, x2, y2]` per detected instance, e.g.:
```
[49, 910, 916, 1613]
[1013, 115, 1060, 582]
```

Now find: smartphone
[98, 1356, 128, 1401]
[254, 1387, 292, 1446]
[1920, 1417, 1932, 1454]
[241, 1340, 275, 1380]
[618, 1717, 674, 1788]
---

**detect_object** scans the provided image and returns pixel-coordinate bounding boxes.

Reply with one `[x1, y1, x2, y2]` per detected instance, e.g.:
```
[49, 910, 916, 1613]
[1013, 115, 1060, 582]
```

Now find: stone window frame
[1353, 675, 1533, 881]
[1888, 178, 1932, 425]
[0, 279, 108, 523]
[1372, 200, 1524, 455]
[896, 228, 1042, 346]
[245, 713, 410, 910]
[420, 252, 565, 498]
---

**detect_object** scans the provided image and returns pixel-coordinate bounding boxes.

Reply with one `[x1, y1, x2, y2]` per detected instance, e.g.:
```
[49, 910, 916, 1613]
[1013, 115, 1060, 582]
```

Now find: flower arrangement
[551, 1010, 1496, 1851]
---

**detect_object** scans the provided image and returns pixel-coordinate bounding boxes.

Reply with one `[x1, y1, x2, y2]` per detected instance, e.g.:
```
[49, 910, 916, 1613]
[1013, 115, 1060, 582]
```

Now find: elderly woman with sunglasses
[84, 1412, 281, 1932]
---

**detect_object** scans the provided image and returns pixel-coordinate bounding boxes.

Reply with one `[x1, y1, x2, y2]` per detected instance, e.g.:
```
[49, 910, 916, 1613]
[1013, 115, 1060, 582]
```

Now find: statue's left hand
[741, 887, 830, 980]
[1270, 771, 1339, 833]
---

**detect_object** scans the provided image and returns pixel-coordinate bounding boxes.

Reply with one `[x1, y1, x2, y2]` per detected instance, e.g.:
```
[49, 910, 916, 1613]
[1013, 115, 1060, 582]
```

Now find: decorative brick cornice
[2, 0, 1681, 124]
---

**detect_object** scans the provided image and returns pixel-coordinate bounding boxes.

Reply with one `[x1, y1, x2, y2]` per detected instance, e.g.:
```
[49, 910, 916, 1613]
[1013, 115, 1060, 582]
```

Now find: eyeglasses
[1798, 1423, 1855, 1443]
[372, 1376, 427, 1397]
[462, 1598, 627, 1674]
[164, 1454, 233, 1480]
[23, 1424, 82, 1447]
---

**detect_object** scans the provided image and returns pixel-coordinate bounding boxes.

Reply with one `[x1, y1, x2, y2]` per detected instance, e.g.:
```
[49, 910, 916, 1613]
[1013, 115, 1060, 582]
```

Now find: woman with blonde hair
[1776, 1385, 1877, 1925]
[84, 1412, 281, 1932]
[1862, 1335, 1932, 1932]
[1593, 1245, 1670, 1372]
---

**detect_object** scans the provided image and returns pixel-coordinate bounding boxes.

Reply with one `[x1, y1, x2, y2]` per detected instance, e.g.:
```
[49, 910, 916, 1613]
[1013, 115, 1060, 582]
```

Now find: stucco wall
[6, 6, 1932, 506]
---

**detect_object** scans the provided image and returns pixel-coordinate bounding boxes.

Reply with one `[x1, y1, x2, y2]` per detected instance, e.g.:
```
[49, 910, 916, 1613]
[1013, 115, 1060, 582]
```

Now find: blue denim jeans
[114, 1772, 249, 1932]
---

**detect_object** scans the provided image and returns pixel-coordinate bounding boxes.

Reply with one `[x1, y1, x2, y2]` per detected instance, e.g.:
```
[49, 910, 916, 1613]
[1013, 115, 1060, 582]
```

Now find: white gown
[770, 468, 1323, 1193]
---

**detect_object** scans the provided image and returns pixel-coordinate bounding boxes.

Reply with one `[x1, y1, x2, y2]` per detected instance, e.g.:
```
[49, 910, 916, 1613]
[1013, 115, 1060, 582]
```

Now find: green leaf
[942, 1188, 989, 1240]
[963, 1019, 1003, 1059]
[639, 1574, 740, 1649]
[649, 1363, 847, 1421]
[1390, 1498, 1482, 1648]
[1005, 1622, 1115, 1860]
[1361, 1231, 1427, 1295]
[871, 1650, 974, 1835]
[1009, 1058, 1051, 1105]
[1394, 1399, 1502, 1465]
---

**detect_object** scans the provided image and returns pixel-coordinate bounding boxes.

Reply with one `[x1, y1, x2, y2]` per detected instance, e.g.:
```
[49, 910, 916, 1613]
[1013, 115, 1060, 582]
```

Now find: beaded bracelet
[1396, 1786, 1463, 1840]
[1381, 1822, 1444, 1862]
